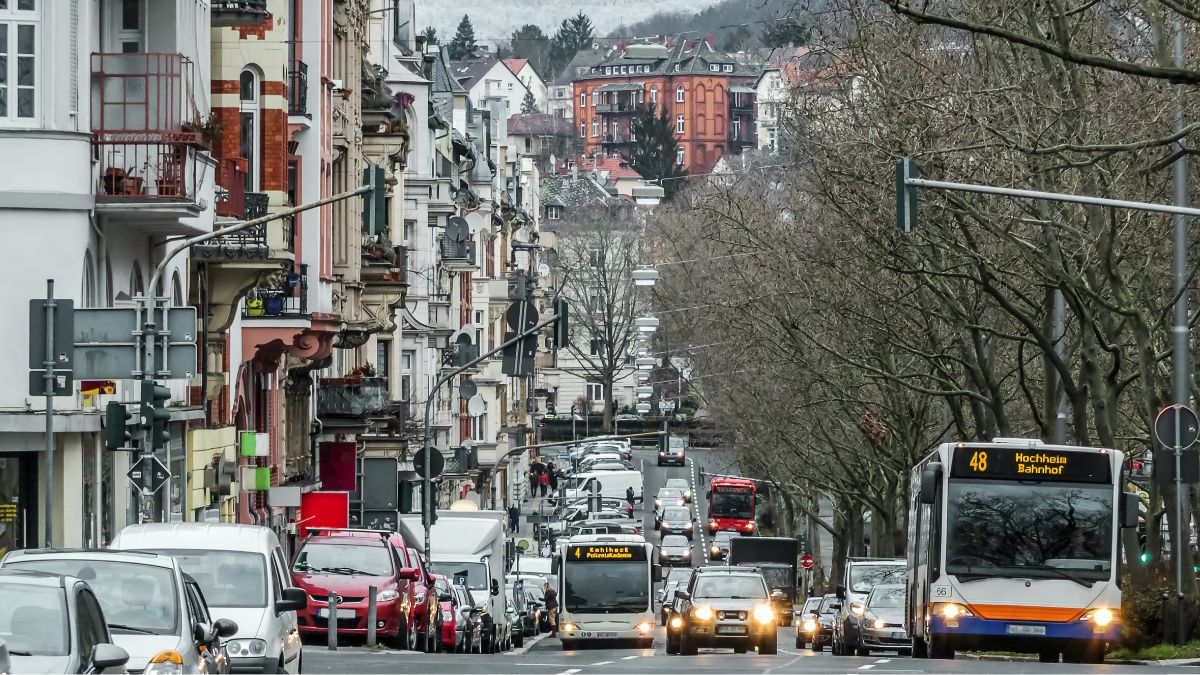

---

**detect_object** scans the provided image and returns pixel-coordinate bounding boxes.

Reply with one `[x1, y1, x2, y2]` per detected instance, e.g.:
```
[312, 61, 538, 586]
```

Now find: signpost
[29, 281, 73, 547]
[799, 553, 814, 570]
[1154, 403, 1200, 623]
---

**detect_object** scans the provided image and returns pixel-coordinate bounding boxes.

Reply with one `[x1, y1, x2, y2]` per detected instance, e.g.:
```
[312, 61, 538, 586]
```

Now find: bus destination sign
[715, 485, 752, 493]
[950, 446, 1111, 483]
[569, 545, 648, 561]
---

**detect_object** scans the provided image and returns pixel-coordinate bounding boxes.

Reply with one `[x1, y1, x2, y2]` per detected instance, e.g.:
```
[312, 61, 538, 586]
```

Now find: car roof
[693, 565, 762, 576]
[3, 548, 180, 570]
[113, 522, 280, 550]
[0, 568, 71, 588]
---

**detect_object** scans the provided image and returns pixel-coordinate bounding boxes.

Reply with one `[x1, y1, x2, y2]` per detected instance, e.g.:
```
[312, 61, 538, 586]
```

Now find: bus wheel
[929, 635, 955, 660]
[910, 635, 927, 659]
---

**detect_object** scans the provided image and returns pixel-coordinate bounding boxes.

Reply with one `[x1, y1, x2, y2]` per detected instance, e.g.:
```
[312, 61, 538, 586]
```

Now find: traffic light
[553, 297, 569, 349]
[103, 401, 134, 452]
[140, 381, 171, 452]
[362, 163, 386, 236]
[1140, 551, 1152, 565]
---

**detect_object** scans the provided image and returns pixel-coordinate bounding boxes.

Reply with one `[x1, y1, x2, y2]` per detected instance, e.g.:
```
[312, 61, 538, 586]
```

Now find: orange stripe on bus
[968, 604, 1086, 622]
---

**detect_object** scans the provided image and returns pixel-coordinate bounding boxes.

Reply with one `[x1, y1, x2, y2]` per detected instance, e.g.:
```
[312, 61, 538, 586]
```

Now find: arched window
[675, 85, 685, 103]
[240, 67, 262, 192]
[82, 251, 97, 307]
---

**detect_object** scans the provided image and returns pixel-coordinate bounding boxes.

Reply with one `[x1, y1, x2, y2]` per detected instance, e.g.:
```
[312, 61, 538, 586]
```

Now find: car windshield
[7, 559, 180, 635]
[564, 561, 648, 613]
[802, 598, 821, 613]
[869, 587, 905, 609]
[0, 582, 68, 656]
[818, 596, 839, 615]
[946, 480, 1114, 580]
[664, 508, 690, 521]
[761, 567, 793, 589]
[693, 575, 767, 599]
[848, 564, 905, 594]
[293, 542, 394, 577]
[429, 562, 488, 591]
[659, 489, 681, 499]
[667, 568, 692, 582]
[662, 535, 688, 548]
[714, 533, 733, 545]
[145, 549, 266, 608]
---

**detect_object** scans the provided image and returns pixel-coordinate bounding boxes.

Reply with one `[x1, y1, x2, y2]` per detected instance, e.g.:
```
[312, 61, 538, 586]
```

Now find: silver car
[1, 549, 237, 674]
[0, 569, 130, 674]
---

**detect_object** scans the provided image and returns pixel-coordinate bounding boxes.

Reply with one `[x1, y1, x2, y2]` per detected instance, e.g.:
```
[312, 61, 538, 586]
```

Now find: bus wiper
[1030, 566, 1094, 588]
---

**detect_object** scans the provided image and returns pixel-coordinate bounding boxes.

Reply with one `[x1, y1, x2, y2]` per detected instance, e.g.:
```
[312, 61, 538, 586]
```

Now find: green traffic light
[1140, 552, 1152, 564]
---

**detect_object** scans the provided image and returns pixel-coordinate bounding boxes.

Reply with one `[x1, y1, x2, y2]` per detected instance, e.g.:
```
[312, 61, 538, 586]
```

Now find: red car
[290, 528, 420, 648]
[389, 535, 441, 652]
[430, 575, 460, 651]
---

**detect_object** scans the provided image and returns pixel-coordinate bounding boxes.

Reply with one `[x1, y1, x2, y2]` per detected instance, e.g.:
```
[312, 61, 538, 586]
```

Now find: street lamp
[635, 316, 659, 333]
[631, 266, 659, 287]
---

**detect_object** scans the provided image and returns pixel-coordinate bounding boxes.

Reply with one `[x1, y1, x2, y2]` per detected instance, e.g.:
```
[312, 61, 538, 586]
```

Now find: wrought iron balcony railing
[317, 377, 389, 419]
[288, 60, 308, 116]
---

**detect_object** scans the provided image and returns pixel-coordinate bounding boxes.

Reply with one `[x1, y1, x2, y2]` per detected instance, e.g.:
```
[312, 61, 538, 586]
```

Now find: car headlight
[850, 603, 864, 616]
[226, 638, 268, 657]
[145, 651, 184, 675]
[753, 605, 775, 623]
[655, 499, 663, 508]
[684, 522, 693, 530]
[744, 522, 756, 531]
[710, 545, 720, 555]
[802, 618, 817, 632]
[670, 616, 683, 628]
[442, 610, 455, 621]
[1087, 608, 1115, 626]
[693, 606, 714, 621]
[377, 589, 400, 602]
[683, 549, 691, 557]
[870, 615, 885, 630]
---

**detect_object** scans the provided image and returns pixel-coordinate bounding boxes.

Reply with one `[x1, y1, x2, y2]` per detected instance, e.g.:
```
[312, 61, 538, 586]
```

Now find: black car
[810, 594, 840, 652]
[665, 567, 779, 655]
[658, 506, 695, 540]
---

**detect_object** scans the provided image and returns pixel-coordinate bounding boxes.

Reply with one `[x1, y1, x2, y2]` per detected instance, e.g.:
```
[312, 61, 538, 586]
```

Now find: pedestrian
[549, 469, 559, 493]
[626, 485, 635, 507]
[508, 503, 520, 531]
[543, 582, 559, 636]
[539, 470, 550, 496]
[529, 469, 538, 499]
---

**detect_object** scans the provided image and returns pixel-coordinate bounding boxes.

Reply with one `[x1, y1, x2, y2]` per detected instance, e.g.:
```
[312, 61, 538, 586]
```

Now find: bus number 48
[969, 451, 988, 472]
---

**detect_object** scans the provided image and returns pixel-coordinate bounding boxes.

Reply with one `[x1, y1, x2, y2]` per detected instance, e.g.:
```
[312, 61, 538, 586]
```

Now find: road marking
[590, 661, 613, 666]
[621, 655, 640, 660]
[859, 665, 875, 670]
[875, 658, 891, 663]
[558, 669, 581, 675]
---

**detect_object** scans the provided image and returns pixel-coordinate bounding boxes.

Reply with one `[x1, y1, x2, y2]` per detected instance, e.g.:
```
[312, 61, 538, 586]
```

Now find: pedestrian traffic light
[553, 297, 569, 349]
[103, 401, 134, 452]
[140, 381, 171, 452]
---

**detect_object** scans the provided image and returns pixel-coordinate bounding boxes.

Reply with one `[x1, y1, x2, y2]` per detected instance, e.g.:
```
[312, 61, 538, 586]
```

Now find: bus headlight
[938, 603, 972, 619]
[635, 621, 653, 634]
[752, 605, 775, 623]
[561, 622, 577, 632]
[1088, 608, 1115, 626]
[693, 606, 714, 621]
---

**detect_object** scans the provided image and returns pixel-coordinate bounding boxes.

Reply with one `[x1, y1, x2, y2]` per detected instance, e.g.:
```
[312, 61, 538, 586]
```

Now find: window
[592, 119, 599, 137]
[400, 350, 415, 402]
[586, 381, 604, 404]
[592, 91, 599, 105]
[676, 115, 685, 133]
[404, 218, 415, 243]
[650, 86, 657, 104]
[676, 85, 685, 102]
[546, 205, 562, 220]
[75, 589, 107, 661]
[589, 338, 603, 355]
[621, 66, 627, 74]
[709, 64, 720, 72]
[239, 67, 262, 191]
[507, 82, 512, 90]
[605, 67, 611, 75]
[82, 251, 97, 307]
[580, 92, 586, 108]
[472, 412, 487, 442]
[0, 0, 38, 124]
[587, 247, 602, 268]
[588, 287, 602, 313]
[580, 123, 586, 138]
[723, 64, 733, 73]
[676, 147, 685, 165]
[376, 339, 391, 378]
[602, 119, 609, 135]
[732, 118, 740, 139]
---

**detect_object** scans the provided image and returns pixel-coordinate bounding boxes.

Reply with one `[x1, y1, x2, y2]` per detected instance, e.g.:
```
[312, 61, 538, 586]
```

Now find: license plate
[891, 631, 907, 639]
[317, 608, 357, 619]
[578, 631, 616, 638]
[717, 625, 747, 635]
[1007, 624, 1046, 636]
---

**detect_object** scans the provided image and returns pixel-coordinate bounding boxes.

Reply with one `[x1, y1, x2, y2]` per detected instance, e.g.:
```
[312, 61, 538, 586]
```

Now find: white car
[110, 523, 306, 673]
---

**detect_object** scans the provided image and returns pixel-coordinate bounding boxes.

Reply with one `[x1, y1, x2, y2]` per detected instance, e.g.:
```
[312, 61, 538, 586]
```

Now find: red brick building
[572, 38, 759, 174]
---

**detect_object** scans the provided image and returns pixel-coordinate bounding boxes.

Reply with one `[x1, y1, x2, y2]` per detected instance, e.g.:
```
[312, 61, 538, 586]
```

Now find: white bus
[907, 439, 1138, 664]
[553, 533, 660, 650]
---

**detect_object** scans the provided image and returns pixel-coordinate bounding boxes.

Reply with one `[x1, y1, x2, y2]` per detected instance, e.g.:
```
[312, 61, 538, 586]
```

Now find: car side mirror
[192, 622, 218, 645]
[398, 567, 420, 581]
[920, 462, 942, 504]
[491, 579, 500, 596]
[674, 590, 690, 601]
[214, 617, 239, 638]
[439, 592, 453, 602]
[91, 643, 130, 672]
[1120, 491, 1140, 529]
[835, 585, 847, 600]
[275, 587, 307, 614]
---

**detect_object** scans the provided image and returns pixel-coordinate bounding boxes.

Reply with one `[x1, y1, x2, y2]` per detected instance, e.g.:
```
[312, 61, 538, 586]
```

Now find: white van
[109, 523, 307, 673]
[563, 469, 643, 503]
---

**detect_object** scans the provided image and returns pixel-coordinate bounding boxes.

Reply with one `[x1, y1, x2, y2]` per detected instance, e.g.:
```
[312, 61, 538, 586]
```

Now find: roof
[452, 57, 504, 91]
[552, 49, 607, 86]
[507, 113, 575, 137]
[596, 82, 643, 92]
[2, 548, 180, 568]
[112, 522, 282, 550]
[503, 58, 529, 75]
[431, 47, 466, 94]
[0, 568, 69, 587]
[540, 172, 622, 212]
[578, 155, 644, 181]
[574, 36, 761, 82]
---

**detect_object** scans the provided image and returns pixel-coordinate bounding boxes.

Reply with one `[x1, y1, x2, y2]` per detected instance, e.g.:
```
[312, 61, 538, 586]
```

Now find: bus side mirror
[653, 564, 663, 583]
[835, 585, 846, 600]
[1120, 492, 1140, 529]
[919, 463, 942, 505]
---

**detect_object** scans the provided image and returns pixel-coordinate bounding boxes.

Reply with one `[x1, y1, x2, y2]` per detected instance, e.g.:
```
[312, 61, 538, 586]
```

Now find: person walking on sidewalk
[538, 470, 550, 496]
[626, 485, 635, 508]
[544, 582, 559, 636]
[508, 503, 520, 531]
[549, 469, 559, 493]
[529, 469, 539, 498]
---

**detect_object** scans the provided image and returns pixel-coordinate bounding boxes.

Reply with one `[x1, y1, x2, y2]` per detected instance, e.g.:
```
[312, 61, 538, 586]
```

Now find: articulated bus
[907, 438, 1139, 664]
[553, 533, 660, 650]
[707, 477, 757, 535]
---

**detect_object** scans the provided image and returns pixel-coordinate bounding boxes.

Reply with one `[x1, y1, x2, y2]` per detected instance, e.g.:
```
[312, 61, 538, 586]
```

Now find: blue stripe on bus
[931, 615, 1120, 641]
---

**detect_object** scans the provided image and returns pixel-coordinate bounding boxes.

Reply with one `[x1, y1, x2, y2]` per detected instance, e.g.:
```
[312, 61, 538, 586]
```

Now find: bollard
[327, 594, 338, 651]
[367, 585, 378, 648]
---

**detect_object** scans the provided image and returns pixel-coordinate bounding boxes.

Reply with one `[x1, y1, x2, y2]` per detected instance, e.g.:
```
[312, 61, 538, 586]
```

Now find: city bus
[707, 476, 757, 534]
[907, 438, 1138, 664]
[553, 533, 660, 650]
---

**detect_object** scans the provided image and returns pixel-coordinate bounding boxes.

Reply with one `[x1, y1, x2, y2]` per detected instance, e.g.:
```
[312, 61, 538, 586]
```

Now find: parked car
[505, 597, 525, 649]
[290, 528, 423, 650]
[454, 584, 483, 653]
[563, 497, 633, 518]
[794, 596, 823, 649]
[0, 549, 237, 673]
[389, 536, 441, 652]
[0, 569, 130, 674]
[109, 522, 306, 673]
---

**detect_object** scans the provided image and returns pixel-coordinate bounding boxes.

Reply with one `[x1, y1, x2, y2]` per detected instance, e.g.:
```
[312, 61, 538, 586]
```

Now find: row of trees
[650, 0, 1200, 610]
[422, 13, 597, 81]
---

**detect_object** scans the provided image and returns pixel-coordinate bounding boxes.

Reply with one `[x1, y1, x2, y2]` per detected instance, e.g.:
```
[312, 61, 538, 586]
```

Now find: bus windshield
[564, 561, 649, 613]
[711, 489, 753, 518]
[945, 480, 1113, 580]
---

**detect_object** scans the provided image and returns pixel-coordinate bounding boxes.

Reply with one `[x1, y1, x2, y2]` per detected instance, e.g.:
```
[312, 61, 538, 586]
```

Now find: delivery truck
[728, 536, 799, 625]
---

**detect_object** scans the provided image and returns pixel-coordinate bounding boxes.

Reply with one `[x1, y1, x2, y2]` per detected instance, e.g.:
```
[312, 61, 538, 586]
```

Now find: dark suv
[665, 566, 779, 655]
[291, 528, 419, 648]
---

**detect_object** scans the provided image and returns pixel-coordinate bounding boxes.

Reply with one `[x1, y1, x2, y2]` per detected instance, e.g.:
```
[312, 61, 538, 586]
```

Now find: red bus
[706, 476, 757, 534]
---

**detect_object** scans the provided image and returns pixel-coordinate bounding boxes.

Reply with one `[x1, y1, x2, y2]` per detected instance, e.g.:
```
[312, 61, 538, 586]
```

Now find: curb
[957, 653, 1037, 663]
[507, 632, 550, 655]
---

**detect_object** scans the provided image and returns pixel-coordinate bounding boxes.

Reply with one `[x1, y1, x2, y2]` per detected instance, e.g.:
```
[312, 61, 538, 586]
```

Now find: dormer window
[723, 64, 733, 73]
[605, 67, 612, 75]
[710, 64, 720, 72]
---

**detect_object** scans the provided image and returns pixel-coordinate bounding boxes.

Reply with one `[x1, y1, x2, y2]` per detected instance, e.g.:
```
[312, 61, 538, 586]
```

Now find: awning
[729, 85, 756, 94]
[596, 83, 644, 92]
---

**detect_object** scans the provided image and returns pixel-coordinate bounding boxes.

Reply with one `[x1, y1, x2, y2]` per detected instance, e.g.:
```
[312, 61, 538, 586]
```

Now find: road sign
[459, 379, 478, 399]
[73, 306, 197, 379]
[412, 447, 445, 479]
[800, 553, 814, 570]
[1156, 405, 1200, 449]
[29, 297, 75, 395]
[127, 454, 170, 494]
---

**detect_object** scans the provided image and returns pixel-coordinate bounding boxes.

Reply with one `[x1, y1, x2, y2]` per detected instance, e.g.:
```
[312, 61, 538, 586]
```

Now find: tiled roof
[503, 58, 529, 75]
[507, 113, 575, 137]
[573, 37, 761, 81]
[551, 49, 607, 86]
[578, 155, 644, 181]
[540, 172, 623, 215]
[452, 57, 502, 91]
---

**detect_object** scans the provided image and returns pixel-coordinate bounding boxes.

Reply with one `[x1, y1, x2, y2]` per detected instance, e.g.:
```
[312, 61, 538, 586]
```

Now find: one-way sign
[127, 454, 171, 494]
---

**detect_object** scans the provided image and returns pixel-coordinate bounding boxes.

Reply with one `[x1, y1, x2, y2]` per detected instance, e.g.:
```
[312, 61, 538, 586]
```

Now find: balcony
[594, 101, 638, 115]
[242, 264, 309, 319]
[211, 0, 269, 26]
[288, 60, 308, 116]
[600, 133, 632, 146]
[317, 377, 389, 421]
[363, 237, 409, 288]
[215, 158, 246, 218]
[730, 91, 756, 113]
[440, 236, 477, 272]
[91, 52, 208, 224]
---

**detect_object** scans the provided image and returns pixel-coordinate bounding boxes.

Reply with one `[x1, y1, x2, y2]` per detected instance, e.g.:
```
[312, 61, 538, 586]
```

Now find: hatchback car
[708, 531, 734, 561]
[654, 488, 686, 511]
[665, 567, 779, 655]
[810, 594, 840, 651]
[794, 596, 823, 649]
[856, 585, 909, 655]
[0, 549, 236, 673]
[290, 529, 420, 649]
[659, 535, 693, 566]
[663, 478, 693, 503]
[658, 506, 695, 540]
[0, 569, 130, 674]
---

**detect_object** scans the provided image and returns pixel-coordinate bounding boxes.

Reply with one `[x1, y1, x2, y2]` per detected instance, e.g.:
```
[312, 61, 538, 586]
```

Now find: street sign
[800, 553, 814, 570]
[459, 379, 478, 399]
[127, 454, 171, 494]
[1156, 405, 1200, 449]
[412, 447, 445, 479]
[73, 306, 197, 379]
[28, 371, 71, 396]
[29, 298, 75, 370]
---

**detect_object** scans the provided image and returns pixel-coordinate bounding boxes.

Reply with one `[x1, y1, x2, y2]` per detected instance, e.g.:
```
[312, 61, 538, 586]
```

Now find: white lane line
[590, 661, 613, 666]
[875, 658, 891, 663]
[558, 669, 581, 675]
[621, 655, 640, 660]
[859, 665, 875, 670]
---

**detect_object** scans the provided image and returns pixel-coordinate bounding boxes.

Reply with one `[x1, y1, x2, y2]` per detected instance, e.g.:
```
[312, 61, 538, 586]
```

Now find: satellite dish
[538, 263, 550, 277]
[447, 216, 469, 242]
[468, 394, 486, 417]
[460, 379, 478, 399]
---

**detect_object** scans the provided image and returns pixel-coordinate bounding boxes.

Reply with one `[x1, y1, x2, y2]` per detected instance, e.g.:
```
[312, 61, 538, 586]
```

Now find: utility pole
[42, 279, 57, 547]
[1170, 16, 1190, 638]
